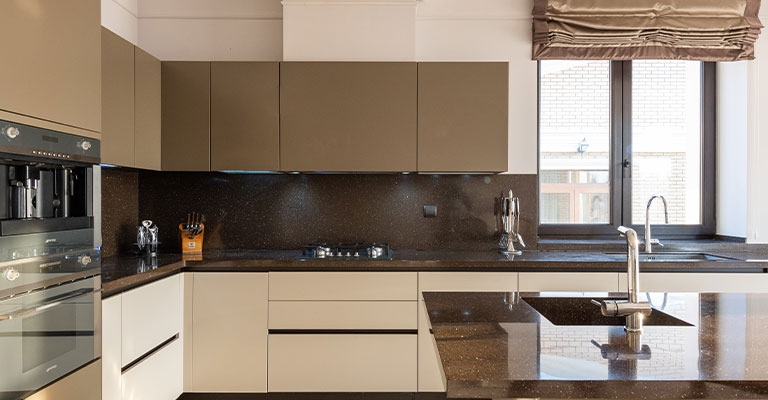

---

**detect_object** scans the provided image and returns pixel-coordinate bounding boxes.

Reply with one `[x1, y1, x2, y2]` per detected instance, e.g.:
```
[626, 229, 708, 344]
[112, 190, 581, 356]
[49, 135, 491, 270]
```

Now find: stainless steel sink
[603, 252, 737, 262]
[522, 297, 693, 326]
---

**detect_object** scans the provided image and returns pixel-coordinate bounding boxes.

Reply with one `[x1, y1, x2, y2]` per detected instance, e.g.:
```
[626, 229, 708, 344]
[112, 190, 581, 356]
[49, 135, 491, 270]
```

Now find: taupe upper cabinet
[280, 62, 417, 172]
[101, 28, 135, 167]
[135, 48, 162, 171]
[0, 0, 101, 136]
[162, 62, 211, 171]
[211, 62, 279, 171]
[417, 62, 509, 172]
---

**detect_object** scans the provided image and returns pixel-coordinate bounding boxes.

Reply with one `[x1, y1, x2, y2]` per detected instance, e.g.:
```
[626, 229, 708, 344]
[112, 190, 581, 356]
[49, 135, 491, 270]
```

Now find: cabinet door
[161, 62, 210, 171]
[101, 28, 135, 167]
[102, 295, 122, 400]
[418, 62, 508, 172]
[211, 62, 279, 171]
[191, 273, 268, 392]
[280, 62, 417, 172]
[0, 0, 101, 134]
[134, 47, 162, 171]
[121, 275, 181, 367]
[122, 339, 182, 400]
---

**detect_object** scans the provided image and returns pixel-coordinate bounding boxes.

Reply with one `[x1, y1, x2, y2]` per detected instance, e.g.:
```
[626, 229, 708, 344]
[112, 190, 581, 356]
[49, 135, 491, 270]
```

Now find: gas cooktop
[300, 243, 391, 260]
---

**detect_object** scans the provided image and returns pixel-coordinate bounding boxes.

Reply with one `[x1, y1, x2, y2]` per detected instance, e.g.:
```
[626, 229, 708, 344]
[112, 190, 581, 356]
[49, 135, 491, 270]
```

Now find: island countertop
[423, 291, 768, 399]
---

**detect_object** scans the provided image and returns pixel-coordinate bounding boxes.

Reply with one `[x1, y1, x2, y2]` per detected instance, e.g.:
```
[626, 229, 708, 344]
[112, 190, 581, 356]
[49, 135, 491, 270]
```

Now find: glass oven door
[0, 276, 100, 400]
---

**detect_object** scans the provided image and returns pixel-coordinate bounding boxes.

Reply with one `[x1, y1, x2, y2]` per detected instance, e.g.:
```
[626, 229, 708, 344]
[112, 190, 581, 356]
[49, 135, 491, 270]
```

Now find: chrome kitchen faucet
[592, 226, 652, 347]
[645, 195, 669, 253]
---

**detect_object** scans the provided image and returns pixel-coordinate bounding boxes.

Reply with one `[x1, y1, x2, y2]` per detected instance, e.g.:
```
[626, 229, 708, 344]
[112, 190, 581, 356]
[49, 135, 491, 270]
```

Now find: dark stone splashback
[101, 168, 140, 257]
[130, 172, 537, 252]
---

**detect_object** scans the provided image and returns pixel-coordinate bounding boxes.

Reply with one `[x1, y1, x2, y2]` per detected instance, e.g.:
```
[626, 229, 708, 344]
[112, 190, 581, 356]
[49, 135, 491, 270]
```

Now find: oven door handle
[0, 288, 100, 321]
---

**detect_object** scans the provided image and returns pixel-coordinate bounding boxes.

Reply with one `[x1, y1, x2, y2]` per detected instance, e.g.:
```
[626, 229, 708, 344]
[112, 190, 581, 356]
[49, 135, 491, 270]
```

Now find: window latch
[622, 159, 631, 168]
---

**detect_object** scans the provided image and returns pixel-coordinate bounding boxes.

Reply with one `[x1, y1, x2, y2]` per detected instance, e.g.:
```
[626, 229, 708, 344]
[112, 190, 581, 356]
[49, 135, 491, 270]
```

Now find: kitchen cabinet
[162, 62, 211, 171]
[268, 334, 417, 392]
[417, 272, 518, 392]
[268, 272, 418, 392]
[269, 271, 417, 301]
[619, 273, 768, 293]
[279, 62, 418, 172]
[101, 30, 162, 170]
[102, 296, 122, 400]
[101, 274, 183, 400]
[101, 28, 135, 167]
[0, 0, 101, 137]
[121, 274, 181, 366]
[134, 47, 162, 170]
[189, 273, 268, 392]
[518, 272, 620, 292]
[211, 62, 279, 171]
[417, 62, 509, 172]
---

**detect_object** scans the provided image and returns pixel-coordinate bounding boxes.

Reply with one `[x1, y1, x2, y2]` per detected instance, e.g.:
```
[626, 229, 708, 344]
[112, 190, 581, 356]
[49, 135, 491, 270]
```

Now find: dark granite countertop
[423, 291, 768, 399]
[100, 248, 768, 298]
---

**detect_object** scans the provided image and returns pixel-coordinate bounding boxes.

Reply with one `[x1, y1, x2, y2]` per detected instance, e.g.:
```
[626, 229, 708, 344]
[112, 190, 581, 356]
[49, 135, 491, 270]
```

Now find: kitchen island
[423, 291, 768, 399]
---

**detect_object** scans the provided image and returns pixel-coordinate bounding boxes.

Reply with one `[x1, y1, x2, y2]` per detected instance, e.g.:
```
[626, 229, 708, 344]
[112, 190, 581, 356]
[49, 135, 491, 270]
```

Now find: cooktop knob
[79, 140, 92, 151]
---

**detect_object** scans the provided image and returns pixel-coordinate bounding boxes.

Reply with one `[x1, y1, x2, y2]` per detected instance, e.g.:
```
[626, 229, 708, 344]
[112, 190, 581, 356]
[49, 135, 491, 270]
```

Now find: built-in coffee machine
[0, 120, 100, 263]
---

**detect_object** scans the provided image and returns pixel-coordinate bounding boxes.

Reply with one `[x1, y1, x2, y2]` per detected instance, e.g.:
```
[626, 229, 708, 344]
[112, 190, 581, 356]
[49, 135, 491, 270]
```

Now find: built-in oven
[0, 272, 100, 400]
[0, 120, 101, 399]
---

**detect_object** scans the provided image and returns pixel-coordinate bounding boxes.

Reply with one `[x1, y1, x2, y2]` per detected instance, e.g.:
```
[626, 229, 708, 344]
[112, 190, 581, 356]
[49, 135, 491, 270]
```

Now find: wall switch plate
[423, 205, 437, 218]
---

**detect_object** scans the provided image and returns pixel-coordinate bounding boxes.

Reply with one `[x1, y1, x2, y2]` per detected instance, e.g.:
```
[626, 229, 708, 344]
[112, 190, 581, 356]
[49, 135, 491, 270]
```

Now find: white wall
[747, 12, 768, 243]
[716, 61, 748, 238]
[283, 0, 417, 61]
[137, 0, 282, 61]
[102, 0, 139, 45]
[416, 0, 537, 174]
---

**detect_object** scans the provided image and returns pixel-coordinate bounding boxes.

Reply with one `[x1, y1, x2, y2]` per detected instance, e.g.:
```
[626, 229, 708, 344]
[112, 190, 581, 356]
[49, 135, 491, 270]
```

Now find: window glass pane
[539, 60, 611, 224]
[631, 61, 701, 225]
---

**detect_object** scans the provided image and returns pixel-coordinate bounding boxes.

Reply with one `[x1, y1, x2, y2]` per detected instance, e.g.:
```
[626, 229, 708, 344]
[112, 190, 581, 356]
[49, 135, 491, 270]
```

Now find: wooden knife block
[179, 223, 204, 254]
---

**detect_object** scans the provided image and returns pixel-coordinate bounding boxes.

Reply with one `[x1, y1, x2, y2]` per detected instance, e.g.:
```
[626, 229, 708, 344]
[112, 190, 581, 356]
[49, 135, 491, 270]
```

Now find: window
[538, 60, 715, 238]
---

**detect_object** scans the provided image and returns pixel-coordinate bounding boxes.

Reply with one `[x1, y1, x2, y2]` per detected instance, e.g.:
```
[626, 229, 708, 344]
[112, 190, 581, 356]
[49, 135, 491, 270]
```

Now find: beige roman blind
[532, 0, 763, 61]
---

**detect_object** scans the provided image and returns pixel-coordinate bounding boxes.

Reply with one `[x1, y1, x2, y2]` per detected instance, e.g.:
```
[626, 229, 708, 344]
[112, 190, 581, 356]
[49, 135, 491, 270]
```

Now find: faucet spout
[644, 195, 669, 253]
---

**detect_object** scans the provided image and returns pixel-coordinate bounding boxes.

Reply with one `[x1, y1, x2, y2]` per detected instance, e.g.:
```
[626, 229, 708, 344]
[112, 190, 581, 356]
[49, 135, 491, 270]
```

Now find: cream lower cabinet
[417, 272, 518, 392]
[187, 272, 268, 393]
[619, 273, 768, 293]
[268, 272, 418, 392]
[102, 274, 183, 400]
[518, 272, 620, 293]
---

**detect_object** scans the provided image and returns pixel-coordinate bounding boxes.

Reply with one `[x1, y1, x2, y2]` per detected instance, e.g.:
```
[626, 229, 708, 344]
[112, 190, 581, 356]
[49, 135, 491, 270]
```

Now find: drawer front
[620, 273, 768, 293]
[269, 301, 417, 330]
[122, 338, 182, 400]
[121, 275, 181, 367]
[419, 272, 518, 296]
[518, 272, 619, 292]
[269, 272, 417, 301]
[268, 334, 417, 392]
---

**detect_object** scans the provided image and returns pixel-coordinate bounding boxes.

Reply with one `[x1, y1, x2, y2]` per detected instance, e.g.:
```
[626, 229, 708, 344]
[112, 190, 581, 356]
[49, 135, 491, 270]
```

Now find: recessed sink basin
[522, 297, 694, 326]
[603, 252, 737, 262]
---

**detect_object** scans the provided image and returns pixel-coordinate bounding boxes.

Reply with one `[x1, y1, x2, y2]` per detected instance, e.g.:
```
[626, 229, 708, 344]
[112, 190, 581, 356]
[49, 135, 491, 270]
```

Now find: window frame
[537, 60, 716, 239]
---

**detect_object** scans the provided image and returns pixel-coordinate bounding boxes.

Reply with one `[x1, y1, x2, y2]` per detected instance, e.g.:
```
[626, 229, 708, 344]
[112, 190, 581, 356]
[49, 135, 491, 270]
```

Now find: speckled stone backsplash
[101, 168, 140, 257]
[103, 171, 537, 252]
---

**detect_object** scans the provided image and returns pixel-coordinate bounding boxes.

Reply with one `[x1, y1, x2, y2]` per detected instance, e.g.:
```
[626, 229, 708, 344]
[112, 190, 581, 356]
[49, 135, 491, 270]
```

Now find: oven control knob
[78, 255, 92, 267]
[4, 126, 19, 139]
[79, 140, 92, 151]
[4, 268, 20, 282]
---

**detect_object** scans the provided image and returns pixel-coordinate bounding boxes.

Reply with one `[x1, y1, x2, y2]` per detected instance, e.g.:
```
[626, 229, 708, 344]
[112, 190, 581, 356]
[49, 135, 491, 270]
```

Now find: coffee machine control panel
[0, 121, 100, 164]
